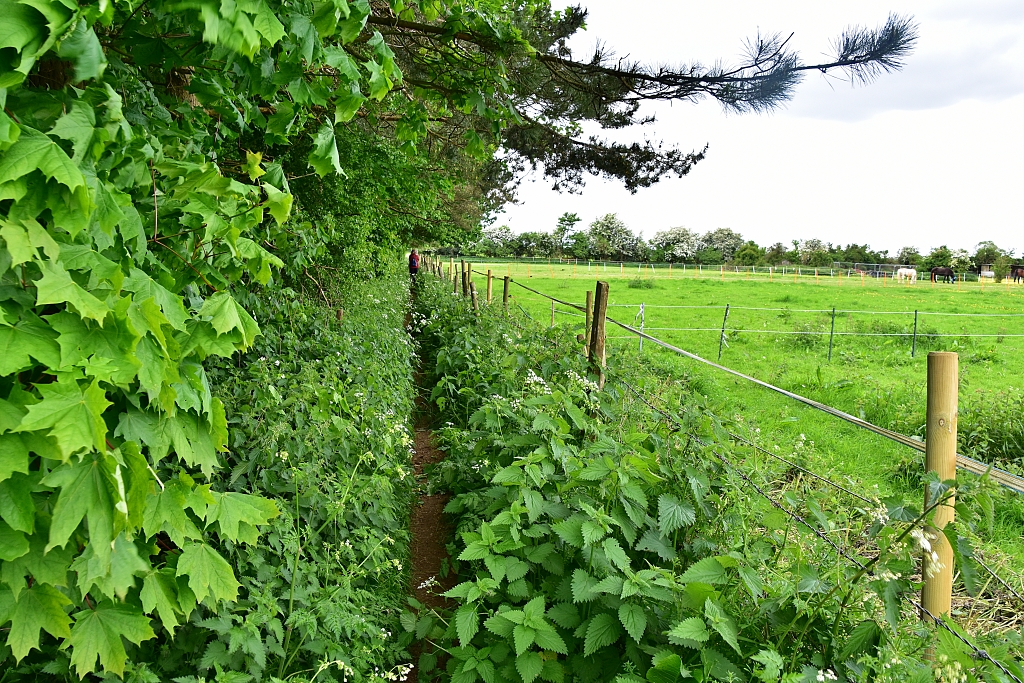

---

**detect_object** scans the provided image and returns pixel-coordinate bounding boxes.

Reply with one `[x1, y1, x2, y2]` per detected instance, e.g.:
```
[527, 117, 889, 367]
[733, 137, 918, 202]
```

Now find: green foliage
[409, 274, 1021, 683]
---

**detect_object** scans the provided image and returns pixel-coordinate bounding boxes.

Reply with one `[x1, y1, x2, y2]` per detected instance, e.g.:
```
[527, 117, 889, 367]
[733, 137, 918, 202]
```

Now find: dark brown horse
[930, 267, 956, 283]
[1010, 265, 1024, 284]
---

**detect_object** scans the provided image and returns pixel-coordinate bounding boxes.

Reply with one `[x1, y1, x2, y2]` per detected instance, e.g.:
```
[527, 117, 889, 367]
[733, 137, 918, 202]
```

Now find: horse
[931, 267, 956, 283]
[896, 267, 917, 283]
[1011, 265, 1024, 284]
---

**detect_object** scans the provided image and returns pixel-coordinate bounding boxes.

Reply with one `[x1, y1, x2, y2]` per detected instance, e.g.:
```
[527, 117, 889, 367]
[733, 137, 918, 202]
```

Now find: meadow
[469, 262, 1024, 574]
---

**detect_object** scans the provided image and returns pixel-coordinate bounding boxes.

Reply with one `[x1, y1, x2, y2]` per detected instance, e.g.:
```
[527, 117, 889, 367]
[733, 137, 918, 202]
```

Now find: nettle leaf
[680, 557, 727, 585]
[618, 603, 646, 643]
[666, 617, 709, 647]
[0, 584, 73, 661]
[658, 494, 695, 536]
[515, 652, 543, 683]
[704, 599, 741, 655]
[583, 612, 620, 656]
[570, 568, 598, 603]
[647, 654, 684, 683]
[18, 377, 111, 457]
[69, 602, 155, 678]
[205, 491, 279, 544]
[838, 620, 880, 662]
[177, 542, 241, 603]
[602, 537, 630, 571]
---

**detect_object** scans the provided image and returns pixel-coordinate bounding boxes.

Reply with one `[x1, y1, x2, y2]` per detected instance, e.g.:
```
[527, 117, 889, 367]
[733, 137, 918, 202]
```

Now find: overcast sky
[496, 0, 1024, 256]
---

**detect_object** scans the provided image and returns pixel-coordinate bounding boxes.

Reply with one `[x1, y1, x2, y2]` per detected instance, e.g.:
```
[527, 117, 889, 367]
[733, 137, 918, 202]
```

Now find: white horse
[896, 267, 917, 283]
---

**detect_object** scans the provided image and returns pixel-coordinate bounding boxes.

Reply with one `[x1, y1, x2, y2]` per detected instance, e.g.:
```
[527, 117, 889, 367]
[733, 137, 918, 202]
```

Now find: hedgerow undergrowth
[407, 275, 1022, 683]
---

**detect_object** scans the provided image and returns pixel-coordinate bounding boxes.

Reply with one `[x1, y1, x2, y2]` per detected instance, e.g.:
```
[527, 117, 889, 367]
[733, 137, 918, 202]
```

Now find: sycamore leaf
[2, 584, 72, 661]
[205, 491, 279, 544]
[0, 318, 61, 375]
[49, 101, 96, 160]
[123, 268, 188, 330]
[199, 292, 259, 348]
[583, 612, 620, 656]
[1, 220, 34, 264]
[42, 453, 115, 556]
[0, 473, 35, 532]
[18, 378, 110, 457]
[253, 0, 285, 44]
[35, 259, 109, 323]
[0, 127, 84, 189]
[143, 477, 203, 546]
[0, 433, 30, 483]
[81, 533, 150, 601]
[0, 519, 29, 561]
[309, 121, 342, 177]
[176, 542, 240, 603]
[141, 569, 181, 634]
[57, 20, 107, 82]
[262, 182, 293, 224]
[69, 602, 155, 678]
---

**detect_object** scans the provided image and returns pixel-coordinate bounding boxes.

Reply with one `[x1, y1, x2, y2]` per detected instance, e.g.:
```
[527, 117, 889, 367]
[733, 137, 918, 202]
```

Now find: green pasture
[469, 267, 1024, 578]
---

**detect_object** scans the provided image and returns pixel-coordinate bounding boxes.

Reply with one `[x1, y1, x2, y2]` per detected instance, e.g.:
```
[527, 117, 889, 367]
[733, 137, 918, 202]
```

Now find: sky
[496, 0, 1024, 256]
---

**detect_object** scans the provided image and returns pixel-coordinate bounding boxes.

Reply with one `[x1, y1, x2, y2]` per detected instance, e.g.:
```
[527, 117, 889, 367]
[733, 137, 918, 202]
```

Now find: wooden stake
[470, 282, 480, 315]
[922, 352, 957, 623]
[486, 269, 493, 303]
[502, 276, 510, 312]
[589, 281, 609, 388]
[584, 290, 594, 355]
[828, 307, 836, 361]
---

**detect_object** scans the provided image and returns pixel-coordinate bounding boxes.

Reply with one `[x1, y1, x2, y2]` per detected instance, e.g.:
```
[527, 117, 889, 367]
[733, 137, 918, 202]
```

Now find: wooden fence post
[502, 276, 510, 312]
[828, 306, 836, 361]
[453, 264, 459, 294]
[588, 281, 609, 388]
[921, 352, 957, 623]
[486, 269, 493, 303]
[912, 310, 919, 358]
[550, 300, 555, 327]
[584, 289, 594, 355]
[461, 260, 469, 297]
[718, 304, 730, 360]
[470, 282, 480, 315]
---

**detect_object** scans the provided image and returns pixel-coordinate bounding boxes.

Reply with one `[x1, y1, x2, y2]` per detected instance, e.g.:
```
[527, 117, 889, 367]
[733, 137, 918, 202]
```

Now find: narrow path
[406, 307, 453, 683]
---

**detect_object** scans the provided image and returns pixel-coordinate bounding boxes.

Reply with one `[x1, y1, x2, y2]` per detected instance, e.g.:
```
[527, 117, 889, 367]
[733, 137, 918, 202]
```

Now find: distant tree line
[453, 212, 1015, 276]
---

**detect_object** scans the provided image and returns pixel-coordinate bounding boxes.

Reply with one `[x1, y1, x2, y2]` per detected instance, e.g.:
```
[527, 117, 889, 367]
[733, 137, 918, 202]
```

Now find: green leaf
[176, 542, 240, 603]
[1, 219, 34, 264]
[141, 569, 181, 634]
[205, 491, 279, 544]
[513, 623, 536, 655]
[618, 603, 646, 643]
[0, 473, 35, 532]
[0, 127, 84, 189]
[199, 292, 259, 348]
[658, 494, 695, 535]
[646, 654, 683, 683]
[602, 537, 630, 571]
[2, 584, 72, 661]
[515, 652, 543, 683]
[546, 603, 580, 629]
[0, 433, 30, 483]
[838, 620, 880, 662]
[57, 20, 106, 81]
[680, 557, 727, 585]
[309, 121, 343, 177]
[49, 101, 96, 160]
[455, 603, 479, 646]
[69, 602, 155, 678]
[0, 519, 29, 561]
[35, 259, 109, 323]
[42, 453, 115, 553]
[570, 568, 598, 603]
[79, 532, 150, 601]
[253, 0, 285, 43]
[583, 612, 620, 656]
[18, 377, 111, 457]
[123, 269, 188, 330]
[704, 599, 741, 655]
[750, 649, 784, 682]
[532, 627, 567, 655]
[484, 613, 513, 638]
[666, 617, 710, 647]
[262, 182, 293, 224]
[0, 317, 61, 375]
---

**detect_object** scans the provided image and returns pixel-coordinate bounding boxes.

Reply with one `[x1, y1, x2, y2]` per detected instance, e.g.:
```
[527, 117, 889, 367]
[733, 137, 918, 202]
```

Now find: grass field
[463, 263, 1024, 580]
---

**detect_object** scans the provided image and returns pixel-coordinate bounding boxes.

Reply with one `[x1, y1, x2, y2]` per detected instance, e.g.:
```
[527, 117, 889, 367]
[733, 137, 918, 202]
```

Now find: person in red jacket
[408, 249, 420, 281]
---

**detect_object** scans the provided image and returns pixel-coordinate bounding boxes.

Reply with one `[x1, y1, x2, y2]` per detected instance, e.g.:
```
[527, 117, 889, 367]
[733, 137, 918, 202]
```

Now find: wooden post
[638, 303, 645, 352]
[588, 281, 609, 388]
[921, 352, 957, 623]
[550, 300, 555, 327]
[502, 276, 510, 313]
[486, 269, 493, 303]
[470, 282, 480, 315]
[453, 265, 459, 294]
[584, 290, 594, 355]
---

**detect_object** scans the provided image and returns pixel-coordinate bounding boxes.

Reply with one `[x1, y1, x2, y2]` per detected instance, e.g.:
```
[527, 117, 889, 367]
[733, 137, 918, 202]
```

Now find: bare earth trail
[405, 305, 454, 683]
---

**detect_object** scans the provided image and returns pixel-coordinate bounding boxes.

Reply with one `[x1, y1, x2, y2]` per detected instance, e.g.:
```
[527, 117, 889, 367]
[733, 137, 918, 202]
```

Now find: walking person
[408, 248, 420, 283]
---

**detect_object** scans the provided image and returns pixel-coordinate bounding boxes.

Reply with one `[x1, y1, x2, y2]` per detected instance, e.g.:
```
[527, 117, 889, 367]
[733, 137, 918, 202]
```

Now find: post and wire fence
[419, 255, 1024, 637]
